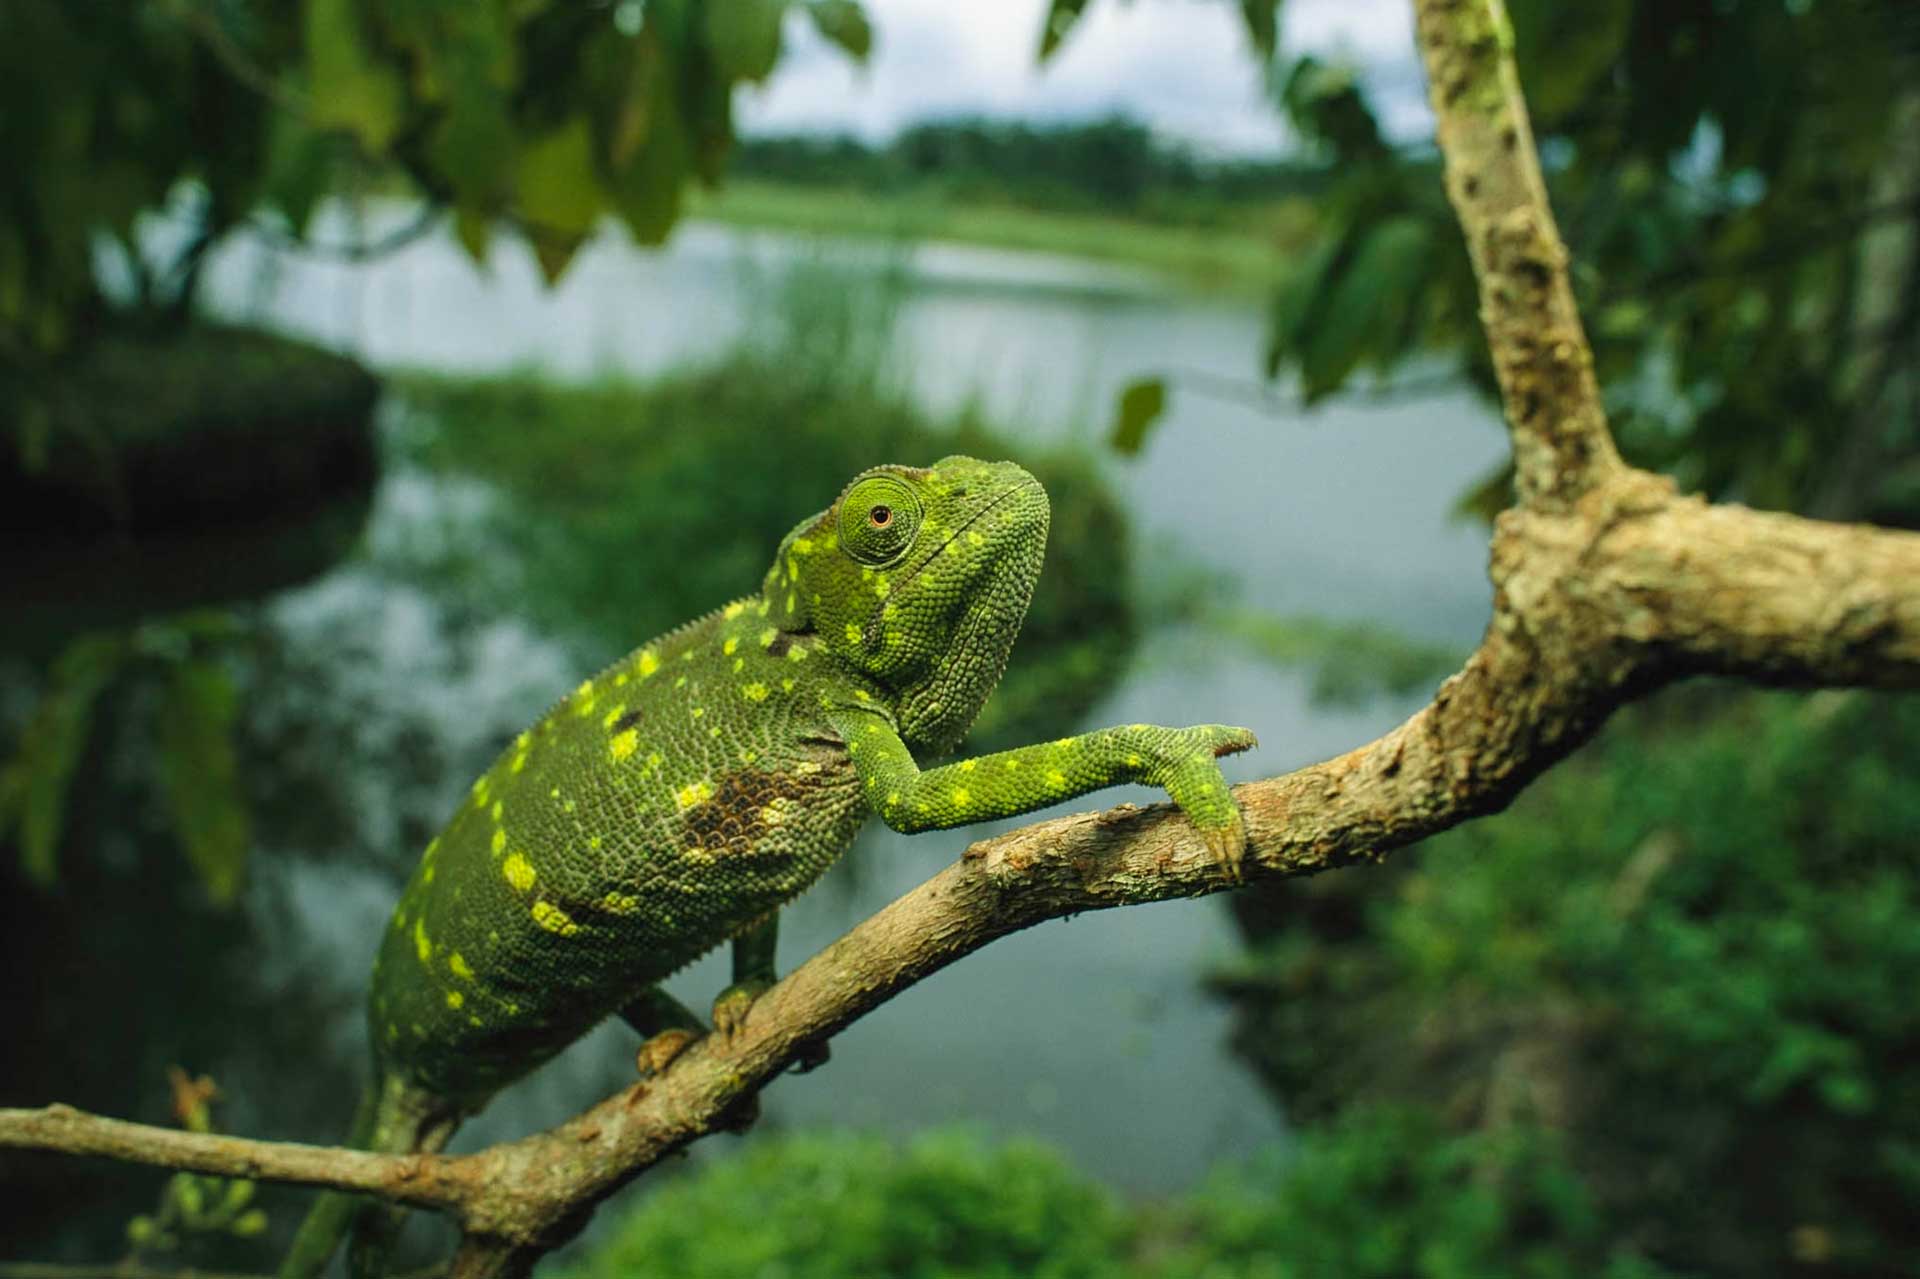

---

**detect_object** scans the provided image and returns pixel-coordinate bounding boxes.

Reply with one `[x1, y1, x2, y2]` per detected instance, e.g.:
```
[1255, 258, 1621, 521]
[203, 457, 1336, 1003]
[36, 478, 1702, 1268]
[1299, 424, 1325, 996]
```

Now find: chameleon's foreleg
[713, 914, 779, 1039]
[620, 986, 705, 1077]
[830, 707, 1257, 880]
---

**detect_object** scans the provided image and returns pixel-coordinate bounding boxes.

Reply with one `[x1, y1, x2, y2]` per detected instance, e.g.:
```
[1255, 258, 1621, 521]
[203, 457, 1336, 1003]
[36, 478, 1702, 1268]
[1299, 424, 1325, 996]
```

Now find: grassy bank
[687, 179, 1312, 293]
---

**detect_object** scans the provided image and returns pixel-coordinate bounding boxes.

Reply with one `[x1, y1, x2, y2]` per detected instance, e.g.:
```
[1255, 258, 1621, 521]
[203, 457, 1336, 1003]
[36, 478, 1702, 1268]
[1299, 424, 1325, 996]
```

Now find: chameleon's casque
[283, 456, 1253, 1279]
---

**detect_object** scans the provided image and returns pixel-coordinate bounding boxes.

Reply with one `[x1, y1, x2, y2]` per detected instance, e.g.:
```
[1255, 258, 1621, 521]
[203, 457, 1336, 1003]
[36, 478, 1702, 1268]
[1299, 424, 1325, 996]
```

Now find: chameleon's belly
[368, 623, 866, 1102]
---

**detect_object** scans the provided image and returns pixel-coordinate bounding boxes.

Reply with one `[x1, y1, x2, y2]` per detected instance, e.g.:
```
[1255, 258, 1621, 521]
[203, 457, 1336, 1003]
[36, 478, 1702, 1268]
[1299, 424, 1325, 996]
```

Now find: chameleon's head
[764, 455, 1049, 752]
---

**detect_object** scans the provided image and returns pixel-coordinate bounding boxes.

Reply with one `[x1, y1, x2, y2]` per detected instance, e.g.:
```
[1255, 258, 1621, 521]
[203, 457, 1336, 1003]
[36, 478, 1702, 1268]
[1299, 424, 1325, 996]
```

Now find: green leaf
[1037, 0, 1089, 61]
[607, 41, 691, 246]
[708, 0, 787, 83]
[1109, 377, 1167, 456]
[1302, 215, 1431, 402]
[454, 204, 493, 265]
[806, 0, 872, 62]
[0, 634, 127, 886]
[155, 662, 250, 907]
[517, 116, 608, 262]
[304, 0, 404, 152]
[1240, 0, 1281, 61]
[258, 115, 336, 235]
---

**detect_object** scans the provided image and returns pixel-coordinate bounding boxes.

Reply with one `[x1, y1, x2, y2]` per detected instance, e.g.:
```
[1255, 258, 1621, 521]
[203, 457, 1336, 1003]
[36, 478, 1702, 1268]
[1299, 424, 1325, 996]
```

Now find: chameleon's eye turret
[839, 476, 922, 566]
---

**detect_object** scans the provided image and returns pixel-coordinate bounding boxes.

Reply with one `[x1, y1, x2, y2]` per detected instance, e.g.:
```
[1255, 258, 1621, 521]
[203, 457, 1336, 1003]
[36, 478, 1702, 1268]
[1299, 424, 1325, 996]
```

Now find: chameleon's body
[284, 457, 1253, 1278]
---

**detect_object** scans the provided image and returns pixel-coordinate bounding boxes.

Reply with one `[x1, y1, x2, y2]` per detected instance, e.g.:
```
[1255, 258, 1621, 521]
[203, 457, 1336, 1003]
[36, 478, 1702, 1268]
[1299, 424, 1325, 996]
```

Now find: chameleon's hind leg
[712, 914, 779, 1039]
[620, 985, 705, 1077]
[713, 915, 830, 1071]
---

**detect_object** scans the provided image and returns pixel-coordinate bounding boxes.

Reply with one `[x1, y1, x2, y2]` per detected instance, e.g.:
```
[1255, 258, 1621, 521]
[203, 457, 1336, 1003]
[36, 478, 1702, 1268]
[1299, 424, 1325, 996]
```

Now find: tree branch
[1412, 0, 1623, 509]
[7, 3, 1920, 1277]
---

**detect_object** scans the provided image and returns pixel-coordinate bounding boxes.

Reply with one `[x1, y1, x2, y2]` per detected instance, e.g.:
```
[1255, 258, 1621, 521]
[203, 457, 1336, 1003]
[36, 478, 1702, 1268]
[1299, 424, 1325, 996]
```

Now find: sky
[737, 0, 1434, 156]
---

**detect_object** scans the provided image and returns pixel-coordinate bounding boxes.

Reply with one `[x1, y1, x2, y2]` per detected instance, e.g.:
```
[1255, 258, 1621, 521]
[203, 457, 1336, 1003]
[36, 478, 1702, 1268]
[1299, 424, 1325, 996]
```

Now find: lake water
[189, 205, 1505, 1201]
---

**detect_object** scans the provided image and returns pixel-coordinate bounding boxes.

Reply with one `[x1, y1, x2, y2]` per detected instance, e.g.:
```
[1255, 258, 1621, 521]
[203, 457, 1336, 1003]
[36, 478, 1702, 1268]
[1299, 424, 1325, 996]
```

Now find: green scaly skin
[280, 456, 1254, 1279]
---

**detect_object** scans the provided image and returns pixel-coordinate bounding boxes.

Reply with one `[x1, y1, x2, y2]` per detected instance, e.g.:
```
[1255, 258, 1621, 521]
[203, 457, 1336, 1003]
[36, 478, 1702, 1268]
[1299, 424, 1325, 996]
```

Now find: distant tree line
[727, 116, 1334, 222]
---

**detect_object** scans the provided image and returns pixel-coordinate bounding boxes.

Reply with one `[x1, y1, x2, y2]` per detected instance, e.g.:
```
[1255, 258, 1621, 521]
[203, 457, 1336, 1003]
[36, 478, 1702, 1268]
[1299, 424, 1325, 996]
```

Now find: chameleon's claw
[635, 1028, 698, 1078]
[712, 980, 772, 1040]
[790, 1037, 832, 1074]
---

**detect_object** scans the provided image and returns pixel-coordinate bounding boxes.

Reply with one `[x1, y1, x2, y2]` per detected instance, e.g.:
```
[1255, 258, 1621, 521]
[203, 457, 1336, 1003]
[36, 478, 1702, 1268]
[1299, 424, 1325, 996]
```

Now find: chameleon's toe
[635, 1027, 698, 1078]
[712, 979, 773, 1040]
[1202, 808, 1248, 884]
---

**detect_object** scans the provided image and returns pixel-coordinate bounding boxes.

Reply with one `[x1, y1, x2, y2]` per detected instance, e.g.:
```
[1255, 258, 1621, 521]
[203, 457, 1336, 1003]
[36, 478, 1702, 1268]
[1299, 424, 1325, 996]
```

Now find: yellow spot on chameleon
[1127, 753, 1142, 767]
[759, 627, 778, 647]
[756, 598, 770, 616]
[503, 853, 536, 892]
[886, 791, 901, 809]
[468, 1015, 484, 1028]
[531, 900, 579, 936]
[960, 759, 977, 772]
[614, 672, 629, 687]
[647, 752, 663, 770]
[603, 704, 627, 729]
[724, 601, 746, 620]
[588, 835, 603, 850]
[853, 689, 871, 702]
[471, 775, 490, 806]
[511, 751, 528, 774]
[450, 952, 474, 980]
[423, 865, 436, 885]
[691, 706, 705, 718]
[676, 780, 714, 809]
[514, 731, 530, 750]
[788, 645, 808, 662]
[882, 602, 898, 620]
[413, 917, 431, 963]
[1047, 769, 1068, 790]
[446, 990, 465, 1010]
[742, 682, 769, 702]
[782, 678, 795, 692]
[574, 680, 596, 714]
[874, 579, 890, 598]
[967, 529, 985, 547]
[600, 891, 640, 915]
[638, 650, 660, 678]
[724, 637, 739, 655]
[610, 728, 639, 762]
[951, 787, 971, 805]
[844, 623, 862, 643]
[792, 536, 814, 556]
[733, 657, 745, 673]
[785, 590, 796, 614]
[490, 800, 502, 822]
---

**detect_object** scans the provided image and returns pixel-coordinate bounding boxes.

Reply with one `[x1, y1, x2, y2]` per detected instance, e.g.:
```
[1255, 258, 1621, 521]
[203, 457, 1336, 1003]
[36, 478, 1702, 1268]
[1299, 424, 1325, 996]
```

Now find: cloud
[738, 0, 1433, 155]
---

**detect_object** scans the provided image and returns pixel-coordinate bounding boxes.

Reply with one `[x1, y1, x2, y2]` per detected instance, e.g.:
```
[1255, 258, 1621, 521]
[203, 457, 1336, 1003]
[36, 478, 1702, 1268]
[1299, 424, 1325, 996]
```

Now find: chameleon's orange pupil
[870, 505, 891, 527]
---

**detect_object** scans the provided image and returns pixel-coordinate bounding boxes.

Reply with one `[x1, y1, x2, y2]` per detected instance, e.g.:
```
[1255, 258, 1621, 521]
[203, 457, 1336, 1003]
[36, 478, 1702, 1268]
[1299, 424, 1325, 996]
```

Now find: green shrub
[568, 1129, 1129, 1279]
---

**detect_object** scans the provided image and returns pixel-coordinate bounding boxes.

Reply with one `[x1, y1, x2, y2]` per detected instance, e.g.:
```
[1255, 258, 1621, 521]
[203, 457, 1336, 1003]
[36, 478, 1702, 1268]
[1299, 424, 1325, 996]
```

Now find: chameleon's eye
[840, 476, 922, 566]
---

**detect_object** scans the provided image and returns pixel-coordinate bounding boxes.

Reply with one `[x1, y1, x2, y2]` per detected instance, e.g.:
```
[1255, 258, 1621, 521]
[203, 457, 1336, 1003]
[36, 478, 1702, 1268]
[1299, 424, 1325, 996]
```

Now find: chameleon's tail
[278, 1075, 464, 1279]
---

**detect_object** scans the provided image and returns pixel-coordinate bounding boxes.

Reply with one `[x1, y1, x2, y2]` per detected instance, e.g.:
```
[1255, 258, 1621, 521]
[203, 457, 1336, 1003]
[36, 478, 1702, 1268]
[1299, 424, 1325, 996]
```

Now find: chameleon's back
[367, 603, 866, 1105]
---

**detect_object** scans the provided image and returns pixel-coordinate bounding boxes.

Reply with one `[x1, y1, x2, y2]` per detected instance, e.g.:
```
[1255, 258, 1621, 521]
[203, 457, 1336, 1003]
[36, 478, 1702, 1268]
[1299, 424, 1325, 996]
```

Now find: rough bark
[4, 1, 1919, 1275]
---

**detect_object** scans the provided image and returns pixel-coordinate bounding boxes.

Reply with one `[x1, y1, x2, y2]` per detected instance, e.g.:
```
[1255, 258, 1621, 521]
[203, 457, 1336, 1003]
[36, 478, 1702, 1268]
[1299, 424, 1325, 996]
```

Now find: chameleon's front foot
[1158, 725, 1256, 883]
[635, 1028, 698, 1078]
[712, 979, 773, 1040]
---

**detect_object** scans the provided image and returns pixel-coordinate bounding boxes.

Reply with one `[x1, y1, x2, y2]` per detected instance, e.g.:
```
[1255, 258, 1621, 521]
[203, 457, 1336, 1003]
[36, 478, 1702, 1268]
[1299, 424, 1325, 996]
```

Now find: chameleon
[281, 455, 1255, 1277]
